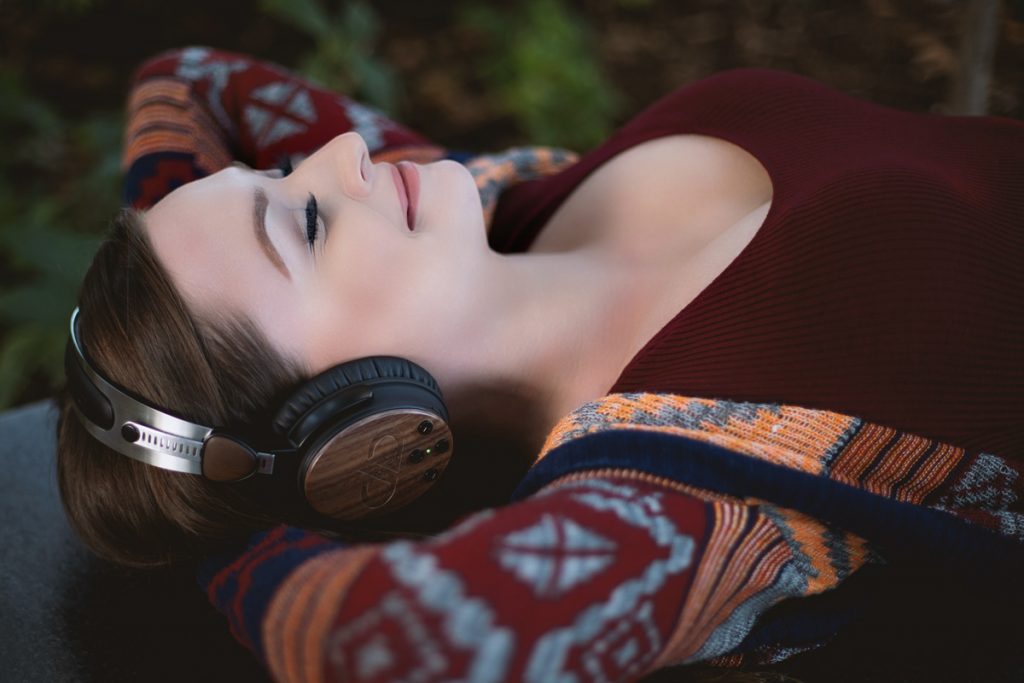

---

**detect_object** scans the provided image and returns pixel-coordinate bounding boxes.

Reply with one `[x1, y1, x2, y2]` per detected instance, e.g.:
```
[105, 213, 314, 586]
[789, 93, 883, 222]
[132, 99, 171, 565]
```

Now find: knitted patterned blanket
[198, 393, 1023, 682]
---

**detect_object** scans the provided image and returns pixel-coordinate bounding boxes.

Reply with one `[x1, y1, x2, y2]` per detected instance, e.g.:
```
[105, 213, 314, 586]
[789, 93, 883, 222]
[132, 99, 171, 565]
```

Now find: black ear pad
[272, 356, 443, 445]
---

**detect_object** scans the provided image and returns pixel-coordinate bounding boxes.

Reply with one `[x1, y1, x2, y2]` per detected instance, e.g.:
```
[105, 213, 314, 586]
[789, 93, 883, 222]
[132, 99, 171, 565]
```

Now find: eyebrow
[252, 187, 291, 281]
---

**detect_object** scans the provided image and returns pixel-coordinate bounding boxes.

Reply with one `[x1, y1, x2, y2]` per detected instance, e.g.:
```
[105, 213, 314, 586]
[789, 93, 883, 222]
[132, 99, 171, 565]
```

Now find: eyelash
[305, 193, 320, 251]
[274, 157, 322, 254]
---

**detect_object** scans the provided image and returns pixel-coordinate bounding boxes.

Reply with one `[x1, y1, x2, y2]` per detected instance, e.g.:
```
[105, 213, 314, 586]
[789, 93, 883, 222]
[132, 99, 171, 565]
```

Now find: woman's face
[145, 132, 489, 373]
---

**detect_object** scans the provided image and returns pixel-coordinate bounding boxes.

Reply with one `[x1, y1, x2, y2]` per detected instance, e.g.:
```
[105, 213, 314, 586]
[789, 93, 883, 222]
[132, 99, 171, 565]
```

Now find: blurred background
[1, 0, 1022, 410]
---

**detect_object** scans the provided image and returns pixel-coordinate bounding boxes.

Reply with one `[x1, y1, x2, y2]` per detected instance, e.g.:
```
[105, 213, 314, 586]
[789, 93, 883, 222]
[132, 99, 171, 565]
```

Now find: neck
[357, 245, 648, 533]
[425, 245, 646, 443]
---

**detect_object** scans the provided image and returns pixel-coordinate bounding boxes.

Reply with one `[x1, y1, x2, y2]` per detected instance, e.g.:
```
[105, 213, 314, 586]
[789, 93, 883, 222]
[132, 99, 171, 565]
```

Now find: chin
[456, 161, 486, 222]
[429, 160, 486, 232]
[437, 158, 476, 192]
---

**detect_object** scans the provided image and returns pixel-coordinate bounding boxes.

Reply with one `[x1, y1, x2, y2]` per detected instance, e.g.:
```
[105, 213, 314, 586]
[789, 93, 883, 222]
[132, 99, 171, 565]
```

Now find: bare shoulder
[532, 134, 773, 264]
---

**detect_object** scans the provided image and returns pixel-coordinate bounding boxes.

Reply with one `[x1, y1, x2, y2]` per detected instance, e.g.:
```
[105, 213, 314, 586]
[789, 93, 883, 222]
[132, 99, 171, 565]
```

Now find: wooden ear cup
[300, 408, 453, 520]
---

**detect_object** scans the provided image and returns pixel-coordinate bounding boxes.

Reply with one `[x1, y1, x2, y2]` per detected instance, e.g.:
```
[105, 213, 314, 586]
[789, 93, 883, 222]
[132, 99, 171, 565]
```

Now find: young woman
[58, 47, 1023, 682]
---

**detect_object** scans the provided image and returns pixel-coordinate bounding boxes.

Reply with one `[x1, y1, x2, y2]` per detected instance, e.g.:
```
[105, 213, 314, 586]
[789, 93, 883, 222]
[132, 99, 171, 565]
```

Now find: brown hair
[56, 209, 315, 568]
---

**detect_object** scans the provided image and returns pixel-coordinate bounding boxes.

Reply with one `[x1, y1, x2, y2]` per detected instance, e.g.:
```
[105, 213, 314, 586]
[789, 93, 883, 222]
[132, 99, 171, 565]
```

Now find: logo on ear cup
[302, 409, 450, 520]
[358, 434, 401, 509]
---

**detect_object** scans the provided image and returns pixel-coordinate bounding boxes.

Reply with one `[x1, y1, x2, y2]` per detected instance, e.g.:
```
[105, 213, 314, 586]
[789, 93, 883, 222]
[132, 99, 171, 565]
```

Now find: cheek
[323, 233, 424, 320]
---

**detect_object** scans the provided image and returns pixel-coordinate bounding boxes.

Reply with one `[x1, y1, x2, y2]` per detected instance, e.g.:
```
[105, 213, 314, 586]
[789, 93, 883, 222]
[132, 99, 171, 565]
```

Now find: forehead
[147, 166, 245, 221]
[143, 168, 304, 360]
[145, 167, 252, 302]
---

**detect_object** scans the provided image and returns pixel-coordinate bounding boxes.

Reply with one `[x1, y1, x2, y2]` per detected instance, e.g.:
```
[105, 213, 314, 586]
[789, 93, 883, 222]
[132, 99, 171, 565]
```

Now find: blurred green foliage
[259, 0, 400, 114]
[460, 0, 622, 150]
[0, 72, 118, 407]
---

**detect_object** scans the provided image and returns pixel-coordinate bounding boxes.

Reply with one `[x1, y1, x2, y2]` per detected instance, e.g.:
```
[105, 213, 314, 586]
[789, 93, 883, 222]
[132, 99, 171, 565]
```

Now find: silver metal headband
[68, 307, 273, 475]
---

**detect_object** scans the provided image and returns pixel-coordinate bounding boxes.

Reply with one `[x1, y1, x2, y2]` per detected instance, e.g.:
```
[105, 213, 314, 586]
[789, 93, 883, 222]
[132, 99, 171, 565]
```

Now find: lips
[389, 165, 410, 230]
[397, 162, 420, 231]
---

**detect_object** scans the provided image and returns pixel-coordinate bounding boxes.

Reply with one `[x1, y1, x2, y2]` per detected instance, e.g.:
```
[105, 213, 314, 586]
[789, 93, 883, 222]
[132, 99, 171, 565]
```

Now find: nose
[305, 131, 372, 198]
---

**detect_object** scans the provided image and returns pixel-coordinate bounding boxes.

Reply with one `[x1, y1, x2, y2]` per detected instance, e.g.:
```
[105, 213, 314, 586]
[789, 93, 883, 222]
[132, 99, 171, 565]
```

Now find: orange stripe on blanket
[263, 546, 379, 683]
[695, 524, 788, 649]
[122, 76, 232, 174]
[857, 432, 928, 498]
[845, 532, 872, 573]
[771, 506, 872, 594]
[535, 394, 856, 475]
[899, 441, 964, 504]
[779, 508, 841, 593]
[830, 426, 966, 504]
[126, 79, 192, 110]
[655, 504, 789, 665]
[830, 423, 897, 483]
[671, 503, 750, 657]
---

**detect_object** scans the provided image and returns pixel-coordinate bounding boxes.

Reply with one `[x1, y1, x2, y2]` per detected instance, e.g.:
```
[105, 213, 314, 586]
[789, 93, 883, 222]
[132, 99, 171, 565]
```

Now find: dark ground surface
[3, 2, 1023, 682]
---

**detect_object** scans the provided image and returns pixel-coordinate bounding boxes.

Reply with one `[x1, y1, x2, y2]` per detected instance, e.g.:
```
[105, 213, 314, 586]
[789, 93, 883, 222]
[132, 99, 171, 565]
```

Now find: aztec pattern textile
[197, 393, 1024, 682]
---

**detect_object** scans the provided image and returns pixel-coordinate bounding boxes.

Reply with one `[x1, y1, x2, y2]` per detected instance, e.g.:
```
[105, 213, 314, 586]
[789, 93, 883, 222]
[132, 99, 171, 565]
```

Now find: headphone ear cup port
[300, 409, 453, 520]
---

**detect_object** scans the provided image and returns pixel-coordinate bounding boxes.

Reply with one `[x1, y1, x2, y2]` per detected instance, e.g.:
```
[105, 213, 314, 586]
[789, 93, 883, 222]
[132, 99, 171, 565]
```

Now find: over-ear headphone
[63, 307, 454, 521]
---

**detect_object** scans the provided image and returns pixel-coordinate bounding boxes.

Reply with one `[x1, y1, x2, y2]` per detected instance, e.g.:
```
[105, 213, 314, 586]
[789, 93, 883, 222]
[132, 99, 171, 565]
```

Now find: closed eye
[305, 193, 324, 252]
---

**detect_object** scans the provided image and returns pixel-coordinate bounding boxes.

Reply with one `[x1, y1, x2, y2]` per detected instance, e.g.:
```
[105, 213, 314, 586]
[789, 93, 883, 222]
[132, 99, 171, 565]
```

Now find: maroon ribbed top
[488, 68, 1024, 460]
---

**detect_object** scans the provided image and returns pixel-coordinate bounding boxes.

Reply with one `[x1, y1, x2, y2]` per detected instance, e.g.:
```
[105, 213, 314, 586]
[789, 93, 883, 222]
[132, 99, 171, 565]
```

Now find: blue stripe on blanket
[510, 429, 1024, 584]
